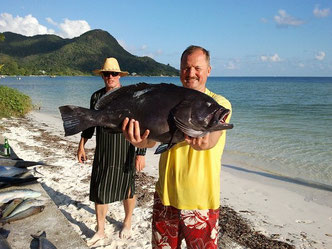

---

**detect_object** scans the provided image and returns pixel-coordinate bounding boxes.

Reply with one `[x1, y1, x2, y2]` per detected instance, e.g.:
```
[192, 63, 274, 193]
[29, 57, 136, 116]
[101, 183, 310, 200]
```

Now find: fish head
[204, 105, 233, 131]
[172, 98, 233, 137]
[191, 99, 233, 131]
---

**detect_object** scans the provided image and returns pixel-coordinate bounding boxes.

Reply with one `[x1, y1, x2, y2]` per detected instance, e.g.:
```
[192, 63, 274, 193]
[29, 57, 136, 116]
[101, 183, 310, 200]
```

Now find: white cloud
[141, 49, 163, 59]
[315, 51, 326, 61]
[270, 53, 281, 62]
[0, 13, 90, 38]
[58, 19, 90, 38]
[0, 13, 54, 36]
[260, 53, 282, 62]
[274, 9, 304, 27]
[313, 5, 330, 18]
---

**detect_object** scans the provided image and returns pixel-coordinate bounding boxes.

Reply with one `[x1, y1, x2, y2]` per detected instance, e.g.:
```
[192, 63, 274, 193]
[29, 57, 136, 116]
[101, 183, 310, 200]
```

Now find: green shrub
[0, 86, 33, 118]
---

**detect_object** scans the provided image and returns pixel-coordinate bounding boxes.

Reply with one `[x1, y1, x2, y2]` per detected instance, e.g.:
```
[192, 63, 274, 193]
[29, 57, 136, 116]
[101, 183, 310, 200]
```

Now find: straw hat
[93, 57, 129, 76]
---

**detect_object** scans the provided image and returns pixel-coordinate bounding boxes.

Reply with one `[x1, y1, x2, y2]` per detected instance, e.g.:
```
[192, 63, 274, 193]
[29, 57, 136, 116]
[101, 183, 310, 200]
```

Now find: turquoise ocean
[1, 76, 332, 187]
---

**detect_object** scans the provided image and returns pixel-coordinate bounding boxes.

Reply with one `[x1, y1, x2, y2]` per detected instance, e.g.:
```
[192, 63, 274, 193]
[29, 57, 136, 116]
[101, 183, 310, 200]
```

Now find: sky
[0, 0, 331, 76]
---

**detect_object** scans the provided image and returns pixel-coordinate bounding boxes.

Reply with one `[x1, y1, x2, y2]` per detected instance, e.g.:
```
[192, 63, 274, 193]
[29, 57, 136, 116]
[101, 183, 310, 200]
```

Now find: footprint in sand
[295, 220, 314, 224]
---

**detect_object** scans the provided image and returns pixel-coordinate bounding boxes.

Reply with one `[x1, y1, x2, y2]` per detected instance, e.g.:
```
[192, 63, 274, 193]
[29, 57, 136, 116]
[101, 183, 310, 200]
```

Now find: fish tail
[59, 105, 98, 136]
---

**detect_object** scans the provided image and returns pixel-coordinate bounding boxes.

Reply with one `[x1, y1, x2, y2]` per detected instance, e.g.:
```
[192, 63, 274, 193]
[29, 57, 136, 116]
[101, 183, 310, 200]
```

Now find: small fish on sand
[5, 199, 46, 218]
[1, 198, 24, 218]
[0, 166, 28, 177]
[0, 158, 60, 168]
[0, 176, 39, 189]
[0, 189, 41, 204]
[0, 205, 45, 224]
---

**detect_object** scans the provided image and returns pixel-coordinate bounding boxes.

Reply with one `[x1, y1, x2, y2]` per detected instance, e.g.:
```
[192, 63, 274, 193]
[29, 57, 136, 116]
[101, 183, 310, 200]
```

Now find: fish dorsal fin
[95, 83, 150, 110]
[171, 100, 206, 138]
[95, 87, 121, 110]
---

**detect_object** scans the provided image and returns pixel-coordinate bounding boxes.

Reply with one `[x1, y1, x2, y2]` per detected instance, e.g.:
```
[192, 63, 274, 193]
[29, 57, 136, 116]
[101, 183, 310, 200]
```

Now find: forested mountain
[0, 29, 179, 76]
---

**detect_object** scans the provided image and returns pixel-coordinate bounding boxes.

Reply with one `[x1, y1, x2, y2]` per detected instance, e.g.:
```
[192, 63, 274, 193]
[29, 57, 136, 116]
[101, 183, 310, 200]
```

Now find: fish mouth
[216, 108, 230, 124]
[212, 108, 233, 130]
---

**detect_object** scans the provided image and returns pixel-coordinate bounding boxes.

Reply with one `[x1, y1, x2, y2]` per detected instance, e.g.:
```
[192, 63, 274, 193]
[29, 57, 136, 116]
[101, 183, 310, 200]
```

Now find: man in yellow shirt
[123, 45, 232, 248]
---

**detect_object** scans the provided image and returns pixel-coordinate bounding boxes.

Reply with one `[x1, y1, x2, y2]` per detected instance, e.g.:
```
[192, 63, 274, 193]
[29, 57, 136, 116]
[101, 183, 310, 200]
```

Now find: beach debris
[0, 189, 41, 204]
[59, 82, 233, 154]
[295, 219, 314, 224]
[219, 206, 295, 249]
[239, 210, 254, 215]
[2, 138, 11, 157]
[271, 233, 281, 239]
[0, 205, 45, 224]
[31, 231, 57, 249]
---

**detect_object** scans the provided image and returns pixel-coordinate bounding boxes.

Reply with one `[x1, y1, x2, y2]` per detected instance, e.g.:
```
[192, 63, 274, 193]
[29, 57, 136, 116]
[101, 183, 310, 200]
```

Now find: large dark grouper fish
[59, 83, 233, 154]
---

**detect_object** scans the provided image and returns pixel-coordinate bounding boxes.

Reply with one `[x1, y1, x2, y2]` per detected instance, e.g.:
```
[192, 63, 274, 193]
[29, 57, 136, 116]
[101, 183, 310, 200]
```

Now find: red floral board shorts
[152, 192, 220, 249]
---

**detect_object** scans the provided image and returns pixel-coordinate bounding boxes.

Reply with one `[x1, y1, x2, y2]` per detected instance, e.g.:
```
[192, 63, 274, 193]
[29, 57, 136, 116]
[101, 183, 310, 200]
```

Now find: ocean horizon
[1, 76, 332, 188]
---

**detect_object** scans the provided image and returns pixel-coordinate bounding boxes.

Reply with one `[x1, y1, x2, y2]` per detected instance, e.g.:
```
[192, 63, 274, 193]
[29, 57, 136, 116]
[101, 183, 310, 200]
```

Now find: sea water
[1, 76, 332, 187]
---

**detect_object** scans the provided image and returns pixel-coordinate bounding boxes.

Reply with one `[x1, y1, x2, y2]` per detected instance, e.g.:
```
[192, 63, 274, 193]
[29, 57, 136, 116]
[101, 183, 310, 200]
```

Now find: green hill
[0, 29, 179, 76]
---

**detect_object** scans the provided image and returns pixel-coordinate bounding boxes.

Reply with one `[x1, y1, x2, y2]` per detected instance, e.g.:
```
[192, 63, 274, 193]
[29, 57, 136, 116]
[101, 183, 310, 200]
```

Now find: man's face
[180, 49, 211, 92]
[102, 71, 121, 91]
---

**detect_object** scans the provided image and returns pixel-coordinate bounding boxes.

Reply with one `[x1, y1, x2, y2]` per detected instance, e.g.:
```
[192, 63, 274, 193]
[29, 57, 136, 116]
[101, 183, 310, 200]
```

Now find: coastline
[0, 111, 331, 248]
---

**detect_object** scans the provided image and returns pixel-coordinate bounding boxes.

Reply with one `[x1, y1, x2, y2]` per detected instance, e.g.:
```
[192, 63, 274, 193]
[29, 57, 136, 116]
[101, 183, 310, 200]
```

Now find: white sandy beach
[1, 111, 331, 249]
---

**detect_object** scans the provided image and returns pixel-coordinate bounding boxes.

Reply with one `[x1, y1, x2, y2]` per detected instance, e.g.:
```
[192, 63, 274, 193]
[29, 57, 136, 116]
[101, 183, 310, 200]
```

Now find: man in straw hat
[77, 57, 146, 246]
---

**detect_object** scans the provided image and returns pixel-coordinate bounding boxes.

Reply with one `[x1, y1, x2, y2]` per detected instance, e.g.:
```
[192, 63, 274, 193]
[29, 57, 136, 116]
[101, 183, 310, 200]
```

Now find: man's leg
[152, 192, 182, 249]
[120, 195, 136, 239]
[87, 203, 108, 246]
[180, 209, 219, 249]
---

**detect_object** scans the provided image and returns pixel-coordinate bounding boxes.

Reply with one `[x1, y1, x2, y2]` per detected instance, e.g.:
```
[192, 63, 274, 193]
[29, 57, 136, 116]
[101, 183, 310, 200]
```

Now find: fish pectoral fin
[174, 117, 206, 137]
[154, 143, 176, 154]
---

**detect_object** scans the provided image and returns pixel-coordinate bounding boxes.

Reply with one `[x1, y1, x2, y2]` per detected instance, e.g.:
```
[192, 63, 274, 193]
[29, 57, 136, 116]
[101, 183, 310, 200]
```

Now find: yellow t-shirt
[155, 88, 232, 210]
